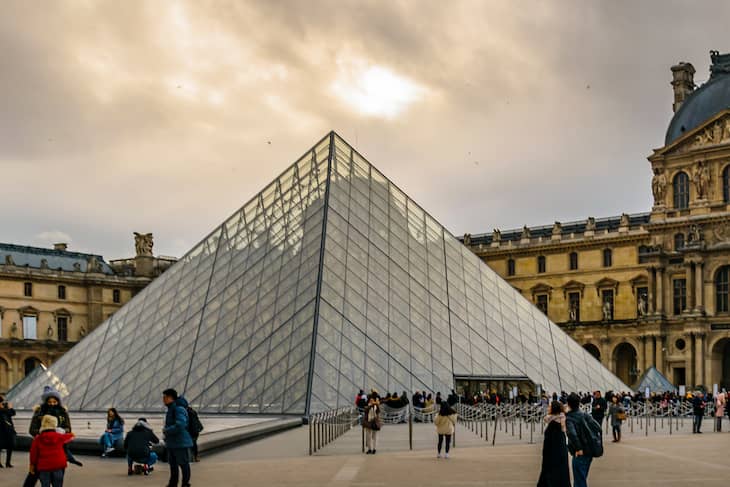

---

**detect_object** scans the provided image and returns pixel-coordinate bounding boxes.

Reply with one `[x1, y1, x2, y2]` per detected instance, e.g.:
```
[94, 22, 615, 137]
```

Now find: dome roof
[666, 73, 730, 145]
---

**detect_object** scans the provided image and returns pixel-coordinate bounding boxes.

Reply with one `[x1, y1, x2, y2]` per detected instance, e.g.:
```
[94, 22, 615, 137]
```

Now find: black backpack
[580, 412, 603, 458]
[186, 407, 203, 436]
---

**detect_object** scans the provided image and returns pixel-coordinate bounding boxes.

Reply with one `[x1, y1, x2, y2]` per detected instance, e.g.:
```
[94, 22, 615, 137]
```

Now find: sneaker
[437, 453, 441, 458]
[143, 465, 150, 476]
[372, 450, 376, 455]
[128, 468, 134, 476]
[444, 453, 449, 459]
[105, 447, 115, 454]
[366, 449, 372, 454]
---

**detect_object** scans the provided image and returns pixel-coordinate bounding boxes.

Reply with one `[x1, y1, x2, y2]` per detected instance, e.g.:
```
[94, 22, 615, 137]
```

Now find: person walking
[162, 388, 193, 487]
[362, 391, 381, 455]
[537, 401, 570, 487]
[692, 391, 705, 434]
[99, 408, 124, 456]
[715, 389, 726, 432]
[566, 393, 601, 487]
[590, 391, 607, 427]
[0, 395, 16, 468]
[29, 415, 74, 487]
[123, 418, 159, 476]
[434, 402, 457, 459]
[608, 395, 625, 443]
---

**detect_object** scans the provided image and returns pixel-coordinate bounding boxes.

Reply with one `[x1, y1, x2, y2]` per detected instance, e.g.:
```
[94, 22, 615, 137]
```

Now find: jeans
[572, 455, 592, 487]
[39, 469, 64, 487]
[693, 415, 703, 433]
[100, 432, 116, 450]
[437, 434, 451, 454]
[128, 451, 158, 467]
[168, 447, 191, 486]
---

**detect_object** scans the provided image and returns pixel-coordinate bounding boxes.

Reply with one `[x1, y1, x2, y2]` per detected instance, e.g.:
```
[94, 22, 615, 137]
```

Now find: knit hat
[42, 385, 62, 404]
[40, 415, 58, 432]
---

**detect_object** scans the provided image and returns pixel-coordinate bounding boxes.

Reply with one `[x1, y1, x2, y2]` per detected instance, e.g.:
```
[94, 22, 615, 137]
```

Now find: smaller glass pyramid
[8, 132, 628, 414]
[635, 366, 676, 393]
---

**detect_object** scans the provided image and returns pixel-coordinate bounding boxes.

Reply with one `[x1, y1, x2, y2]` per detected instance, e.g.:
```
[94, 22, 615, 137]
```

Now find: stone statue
[47, 325, 54, 338]
[552, 221, 562, 236]
[4, 255, 14, 266]
[620, 213, 630, 227]
[651, 168, 667, 205]
[492, 229, 502, 244]
[520, 225, 531, 240]
[637, 295, 647, 317]
[602, 300, 612, 321]
[688, 224, 703, 243]
[134, 232, 154, 256]
[73, 262, 81, 272]
[692, 161, 711, 199]
[79, 326, 86, 338]
[10, 322, 17, 338]
[585, 217, 596, 232]
[569, 303, 578, 322]
[40, 258, 49, 270]
[463, 233, 471, 246]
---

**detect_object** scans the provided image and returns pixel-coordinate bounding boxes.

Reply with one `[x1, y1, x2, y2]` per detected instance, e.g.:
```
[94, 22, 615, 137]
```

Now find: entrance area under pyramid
[8, 132, 628, 415]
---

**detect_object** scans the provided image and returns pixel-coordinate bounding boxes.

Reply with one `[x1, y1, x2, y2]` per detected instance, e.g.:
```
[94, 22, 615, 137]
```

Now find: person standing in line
[692, 391, 705, 434]
[0, 396, 16, 468]
[566, 393, 597, 487]
[608, 395, 625, 443]
[363, 391, 381, 455]
[536, 401, 570, 487]
[715, 389, 726, 432]
[99, 408, 124, 456]
[162, 389, 193, 487]
[590, 391, 606, 427]
[29, 415, 74, 487]
[434, 402, 457, 459]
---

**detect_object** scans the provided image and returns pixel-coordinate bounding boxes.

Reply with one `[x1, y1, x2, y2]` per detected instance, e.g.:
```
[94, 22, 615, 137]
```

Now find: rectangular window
[569, 252, 578, 270]
[23, 315, 37, 340]
[568, 292, 580, 322]
[673, 278, 687, 315]
[113, 289, 121, 303]
[57, 316, 68, 342]
[58, 285, 66, 300]
[603, 249, 613, 268]
[537, 256, 546, 274]
[536, 294, 548, 315]
[24, 282, 33, 297]
[507, 259, 515, 277]
[602, 290, 614, 320]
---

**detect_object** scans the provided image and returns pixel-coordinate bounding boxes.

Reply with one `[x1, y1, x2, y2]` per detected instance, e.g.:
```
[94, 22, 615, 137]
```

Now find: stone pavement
[1, 421, 728, 486]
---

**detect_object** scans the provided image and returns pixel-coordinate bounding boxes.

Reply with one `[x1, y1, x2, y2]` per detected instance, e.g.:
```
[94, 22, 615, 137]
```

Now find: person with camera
[0, 395, 16, 468]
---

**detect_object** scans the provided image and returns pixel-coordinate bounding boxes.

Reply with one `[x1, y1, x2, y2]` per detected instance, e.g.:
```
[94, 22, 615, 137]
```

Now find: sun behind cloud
[330, 55, 427, 119]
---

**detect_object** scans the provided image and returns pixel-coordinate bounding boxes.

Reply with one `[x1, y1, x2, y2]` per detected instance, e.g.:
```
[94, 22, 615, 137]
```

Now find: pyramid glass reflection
[8, 132, 627, 414]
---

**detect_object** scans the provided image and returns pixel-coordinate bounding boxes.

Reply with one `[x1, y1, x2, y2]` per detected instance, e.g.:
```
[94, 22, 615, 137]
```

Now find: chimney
[671, 62, 695, 112]
[53, 243, 68, 251]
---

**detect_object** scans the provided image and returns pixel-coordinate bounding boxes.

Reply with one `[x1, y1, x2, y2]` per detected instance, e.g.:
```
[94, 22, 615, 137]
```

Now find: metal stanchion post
[408, 406, 413, 451]
[309, 416, 313, 456]
[492, 413, 499, 446]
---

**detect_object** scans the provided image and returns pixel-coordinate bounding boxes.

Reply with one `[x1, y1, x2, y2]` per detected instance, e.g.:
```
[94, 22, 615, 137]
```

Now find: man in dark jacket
[163, 389, 193, 487]
[692, 391, 706, 434]
[0, 396, 16, 468]
[447, 390, 458, 407]
[566, 393, 594, 487]
[124, 418, 159, 476]
[591, 391, 607, 426]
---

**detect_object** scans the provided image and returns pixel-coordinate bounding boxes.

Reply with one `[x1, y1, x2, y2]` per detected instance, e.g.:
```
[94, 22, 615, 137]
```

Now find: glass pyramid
[8, 132, 627, 415]
[635, 366, 676, 393]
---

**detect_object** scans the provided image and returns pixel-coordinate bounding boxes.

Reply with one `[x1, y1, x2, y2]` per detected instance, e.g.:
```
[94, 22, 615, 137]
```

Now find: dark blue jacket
[163, 397, 193, 449]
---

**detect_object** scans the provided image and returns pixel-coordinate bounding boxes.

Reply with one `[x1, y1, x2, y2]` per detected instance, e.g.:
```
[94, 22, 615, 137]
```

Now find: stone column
[686, 262, 695, 312]
[640, 335, 648, 372]
[695, 261, 704, 313]
[656, 335, 665, 376]
[651, 336, 658, 368]
[647, 267, 656, 314]
[695, 333, 706, 386]
[656, 267, 665, 316]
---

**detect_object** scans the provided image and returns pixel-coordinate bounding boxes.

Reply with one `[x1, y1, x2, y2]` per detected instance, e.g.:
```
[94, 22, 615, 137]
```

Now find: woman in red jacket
[29, 415, 74, 487]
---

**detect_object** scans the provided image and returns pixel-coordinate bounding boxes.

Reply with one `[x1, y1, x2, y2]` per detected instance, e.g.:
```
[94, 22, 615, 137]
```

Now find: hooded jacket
[163, 397, 193, 449]
[124, 420, 160, 460]
[30, 430, 74, 472]
[30, 403, 71, 436]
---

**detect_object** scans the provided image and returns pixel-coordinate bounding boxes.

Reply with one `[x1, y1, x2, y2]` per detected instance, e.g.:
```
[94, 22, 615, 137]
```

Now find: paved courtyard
[1, 419, 729, 486]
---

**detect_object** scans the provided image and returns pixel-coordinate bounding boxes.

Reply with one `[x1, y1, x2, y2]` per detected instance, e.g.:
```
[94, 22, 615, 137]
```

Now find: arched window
[674, 171, 690, 209]
[723, 165, 730, 203]
[717, 266, 730, 313]
[507, 259, 515, 276]
[674, 233, 685, 250]
[569, 252, 578, 270]
[24, 357, 41, 377]
[603, 248, 613, 268]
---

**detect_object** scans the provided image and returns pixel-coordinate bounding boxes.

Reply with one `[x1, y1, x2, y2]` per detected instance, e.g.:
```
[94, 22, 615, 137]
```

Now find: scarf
[543, 412, 566, 433]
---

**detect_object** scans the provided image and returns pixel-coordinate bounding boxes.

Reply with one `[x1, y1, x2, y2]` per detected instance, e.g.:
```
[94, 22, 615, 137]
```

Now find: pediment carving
[659, 111, 730, 156]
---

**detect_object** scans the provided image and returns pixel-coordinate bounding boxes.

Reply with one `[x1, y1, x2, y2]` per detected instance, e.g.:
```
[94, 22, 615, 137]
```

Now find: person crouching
[29, 415, 74, 487]
[124, 418, 160, 476]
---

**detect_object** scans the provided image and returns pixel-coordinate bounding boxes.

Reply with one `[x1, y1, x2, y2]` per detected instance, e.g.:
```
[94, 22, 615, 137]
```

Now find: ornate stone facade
[464, 52, 730, 391]
[0, 236, 176, 393]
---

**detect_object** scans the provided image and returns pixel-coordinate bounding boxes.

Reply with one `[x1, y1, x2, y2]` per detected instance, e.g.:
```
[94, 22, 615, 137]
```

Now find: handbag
[23, 472, 39, 487]
[616, 412, 626, 421]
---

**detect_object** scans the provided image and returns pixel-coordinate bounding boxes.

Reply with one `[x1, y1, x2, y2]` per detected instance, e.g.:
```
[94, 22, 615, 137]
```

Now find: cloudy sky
[2, 1, 729, 260]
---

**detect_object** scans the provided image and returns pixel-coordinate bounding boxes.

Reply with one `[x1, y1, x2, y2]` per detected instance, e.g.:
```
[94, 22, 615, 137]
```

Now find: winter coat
[434, 413, 457, 435]
[715, 393, 726, 418]
[124, 421, 160, 461]
[29, 431, 73, 472]
[591, 397, 607, 421]
[537, 418, 570, 487]
[30, 404, 71, 436]
[692, 396, 706, 416]
[608, 403, 625, 428]
[565, 410, 592, 457]
[163, 397, 193, 449]
[362, 404, 382, 431]
[0, 405, 16, 448]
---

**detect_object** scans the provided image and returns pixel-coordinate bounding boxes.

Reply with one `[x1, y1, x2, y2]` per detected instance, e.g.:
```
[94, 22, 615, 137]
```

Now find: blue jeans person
[168, 447, 191, 486]
[39, 469, 64, 487]
[100, 432, 114, 450]
[693, 414, 703, 433]
[127, 451, 158, 468]
[572, 455, 593, 487]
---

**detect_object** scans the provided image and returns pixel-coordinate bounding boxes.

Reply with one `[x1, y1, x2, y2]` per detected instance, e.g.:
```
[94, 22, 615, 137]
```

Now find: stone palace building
[0, 234, 174, 393]
[464, 51, 730, 391]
